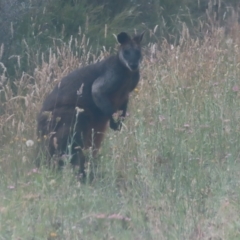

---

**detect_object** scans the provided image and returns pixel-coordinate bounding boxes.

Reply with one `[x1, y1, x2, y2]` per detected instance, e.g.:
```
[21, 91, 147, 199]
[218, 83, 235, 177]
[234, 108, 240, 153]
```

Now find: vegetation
[1, 0, 239, 79]
[1, 11, 240, 238]
[1, 0, 240, 239]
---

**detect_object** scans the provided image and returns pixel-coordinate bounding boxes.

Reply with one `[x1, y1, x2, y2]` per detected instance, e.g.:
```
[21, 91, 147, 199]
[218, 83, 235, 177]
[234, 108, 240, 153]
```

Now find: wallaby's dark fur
[37, 31, 144, 178]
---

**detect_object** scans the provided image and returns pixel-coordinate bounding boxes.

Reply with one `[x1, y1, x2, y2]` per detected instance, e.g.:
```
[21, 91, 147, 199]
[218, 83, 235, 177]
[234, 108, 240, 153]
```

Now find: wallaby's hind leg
[69, 130, 86, 178]
[68, 112, 95, 178]
[82, 117, 108, 156]
[73, 114, 108, 179]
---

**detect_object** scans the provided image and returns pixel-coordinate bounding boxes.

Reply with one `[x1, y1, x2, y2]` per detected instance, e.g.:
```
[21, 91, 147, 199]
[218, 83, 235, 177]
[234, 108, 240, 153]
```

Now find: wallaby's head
[117, 31, 144, 72]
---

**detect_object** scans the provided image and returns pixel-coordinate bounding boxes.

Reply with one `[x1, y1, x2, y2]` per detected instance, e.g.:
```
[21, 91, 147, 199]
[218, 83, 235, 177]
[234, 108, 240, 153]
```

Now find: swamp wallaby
[37, 31, 144, 178]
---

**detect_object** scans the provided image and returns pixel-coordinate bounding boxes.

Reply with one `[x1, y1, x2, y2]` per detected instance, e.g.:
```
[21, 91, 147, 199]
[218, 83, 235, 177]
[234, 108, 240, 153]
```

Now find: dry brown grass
[1, 19, 240, 239]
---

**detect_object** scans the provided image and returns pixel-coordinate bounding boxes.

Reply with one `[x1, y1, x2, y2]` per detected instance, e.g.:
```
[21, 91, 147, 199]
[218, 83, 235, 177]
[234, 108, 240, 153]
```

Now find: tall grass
[1, 21, 240, 239]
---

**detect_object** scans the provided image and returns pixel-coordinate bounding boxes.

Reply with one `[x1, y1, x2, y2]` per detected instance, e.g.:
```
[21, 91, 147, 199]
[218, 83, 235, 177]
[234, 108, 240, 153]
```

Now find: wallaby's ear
[133, 31, 145, 44]
[117, 32, 131, 45]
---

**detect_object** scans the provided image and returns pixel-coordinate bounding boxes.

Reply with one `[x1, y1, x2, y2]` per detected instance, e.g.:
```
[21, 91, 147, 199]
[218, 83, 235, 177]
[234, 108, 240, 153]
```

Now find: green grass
[1, 27, 240, 239]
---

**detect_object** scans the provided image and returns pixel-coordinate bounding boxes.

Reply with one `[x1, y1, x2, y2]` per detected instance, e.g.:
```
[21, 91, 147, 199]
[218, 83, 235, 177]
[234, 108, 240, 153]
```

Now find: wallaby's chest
[109, 73, 137, 108]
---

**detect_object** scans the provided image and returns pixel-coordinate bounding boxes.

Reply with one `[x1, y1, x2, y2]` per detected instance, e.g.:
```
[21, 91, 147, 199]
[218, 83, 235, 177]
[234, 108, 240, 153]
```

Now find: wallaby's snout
[128, 62, 139, 71]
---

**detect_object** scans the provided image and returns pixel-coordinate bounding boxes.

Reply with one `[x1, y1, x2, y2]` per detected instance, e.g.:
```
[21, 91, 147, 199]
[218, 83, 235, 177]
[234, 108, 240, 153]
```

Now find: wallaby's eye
[123, 50, 130, 57]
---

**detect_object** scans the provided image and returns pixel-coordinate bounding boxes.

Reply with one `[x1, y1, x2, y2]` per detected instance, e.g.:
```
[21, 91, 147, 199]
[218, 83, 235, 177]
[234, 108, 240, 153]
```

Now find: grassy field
[1, 26, 240, 239]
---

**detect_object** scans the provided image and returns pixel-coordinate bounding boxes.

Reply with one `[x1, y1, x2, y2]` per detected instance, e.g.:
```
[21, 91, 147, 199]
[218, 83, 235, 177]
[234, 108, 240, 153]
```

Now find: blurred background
[0, 0, 239, 79]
